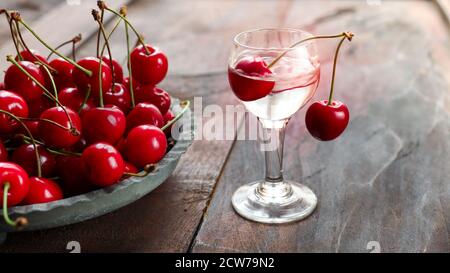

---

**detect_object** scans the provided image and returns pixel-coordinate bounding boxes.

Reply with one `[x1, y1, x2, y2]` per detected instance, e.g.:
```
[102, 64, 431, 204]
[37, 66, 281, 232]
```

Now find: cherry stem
[78, 86, 91, 114]
[267, 32, 353, 69]
[6, 55, 79, 136]
[161, 100, 191, 131]
[40, 64, 59, 106]
[12, 12, 92, 77]
[0, 110, 41, 177]
[104, 6, 150, 55]
[124, 17, 135, 108]
[100, 17, 123, 57]
[123, 164, 155, 178]
[327, 36, 348, 106]
[3, 11, 22, 59]
[14, 20, 57, 73]
[3, 183, 28, 229]
[96, 9, 104, 58]
[19, 134, 81, 157]
[47, 34, 82, 60]
[93, 9, 116, 85]
[98, 58, 105, 108]
[19, 117, 75, 133]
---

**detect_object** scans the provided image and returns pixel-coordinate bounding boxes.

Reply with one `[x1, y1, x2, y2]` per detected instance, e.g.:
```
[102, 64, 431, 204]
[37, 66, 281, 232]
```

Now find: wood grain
[191, 0, 450, 253]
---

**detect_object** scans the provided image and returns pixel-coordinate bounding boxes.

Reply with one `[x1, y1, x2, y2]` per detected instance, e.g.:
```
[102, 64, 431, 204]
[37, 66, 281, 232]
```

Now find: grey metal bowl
[0, 98, 193, 236]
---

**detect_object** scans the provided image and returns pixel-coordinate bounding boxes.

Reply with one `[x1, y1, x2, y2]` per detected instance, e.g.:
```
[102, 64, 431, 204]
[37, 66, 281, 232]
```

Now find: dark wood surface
[1, 0, 450, 253]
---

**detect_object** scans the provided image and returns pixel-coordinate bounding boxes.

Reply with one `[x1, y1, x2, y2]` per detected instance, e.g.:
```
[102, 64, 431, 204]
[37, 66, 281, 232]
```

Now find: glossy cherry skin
[0, 141, 7, 162]
[4, 61, 46, 102]
[104, 83, 131, 114]
[38, 107, 82, 148]
[115, 137, 126, 154]
[48, 58, 76, 91]
[0, 90, 29, 134]
[23, 177, 63, 205]
[102, 56, 124, 84]
[163, 109, 175, 137]
[59, 87, 95, 116]
[12, 144, 56, 177]
[0, 162, 29, 207]
[123, 76, 139, 93]
[82, 142, 125, 187]
[135, 85, 171, 115]
[124, 161, 138, 174]
[126, 125, 167, 168]
[72, 57, 113, 99]
[126, 102, 164, 133]
[16, 50, 48, 65]
[28, 95, 54, 118]
[0, 83, 4, 89]
[305, 100, 350, 141]
[57, 156, 95, 196]
[228, 57, 275, 102]
[130, 44, 168, 86]
[17, 120, 39, 139]
[82, 105, 126, 145]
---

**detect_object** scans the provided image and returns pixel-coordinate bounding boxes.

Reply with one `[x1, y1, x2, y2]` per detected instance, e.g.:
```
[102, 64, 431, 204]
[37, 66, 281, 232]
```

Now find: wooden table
[1, 0, 450, 253]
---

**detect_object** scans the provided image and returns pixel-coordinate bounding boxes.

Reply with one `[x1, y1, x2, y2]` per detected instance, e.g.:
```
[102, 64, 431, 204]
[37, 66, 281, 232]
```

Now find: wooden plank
[192, 0, 450, 253]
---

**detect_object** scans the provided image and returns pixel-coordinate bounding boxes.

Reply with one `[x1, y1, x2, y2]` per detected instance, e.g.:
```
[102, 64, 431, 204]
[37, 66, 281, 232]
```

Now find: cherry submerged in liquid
[228, 57, 275, 102]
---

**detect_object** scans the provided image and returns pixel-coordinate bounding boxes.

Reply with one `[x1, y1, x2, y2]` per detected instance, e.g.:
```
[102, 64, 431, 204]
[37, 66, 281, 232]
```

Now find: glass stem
[257, 119, 292, 201]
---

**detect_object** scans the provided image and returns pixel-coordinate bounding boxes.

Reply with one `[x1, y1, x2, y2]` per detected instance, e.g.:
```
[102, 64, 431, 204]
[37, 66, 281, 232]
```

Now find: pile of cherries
[0, 2, 183, 228]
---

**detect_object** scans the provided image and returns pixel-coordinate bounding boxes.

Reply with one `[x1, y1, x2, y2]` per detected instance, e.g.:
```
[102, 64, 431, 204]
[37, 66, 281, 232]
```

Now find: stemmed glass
[228, 28, 321, 224]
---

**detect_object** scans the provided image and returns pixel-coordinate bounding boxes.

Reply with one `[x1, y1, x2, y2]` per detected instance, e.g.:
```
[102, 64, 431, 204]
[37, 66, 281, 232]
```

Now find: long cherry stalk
[10, 11, 92, 77]
[92, 9, 116, 85]
[47, 34, 82, 61]
[99, 2, 150, 55]
[267, 32, 353, 69]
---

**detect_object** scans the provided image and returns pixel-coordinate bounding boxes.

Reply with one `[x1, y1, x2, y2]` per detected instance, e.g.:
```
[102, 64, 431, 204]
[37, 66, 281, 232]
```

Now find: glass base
[232, 180, 317, 224]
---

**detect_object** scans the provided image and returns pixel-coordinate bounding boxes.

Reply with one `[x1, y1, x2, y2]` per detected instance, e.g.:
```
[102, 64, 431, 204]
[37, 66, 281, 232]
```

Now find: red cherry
[38, 106, 82, 148]
[59, 87, 95, 116]
[122, 76, 139, 93]
[28, 95, 54, 118]
[0, 83, 4, 89]
[104, 83, 131, 114]
[48, 58, 76, 91]
[82, 106, 126, 145]
[0, 141, 8, 162]
[126, 103, 164, 133]
[12, 144, 56, 177]
[72, 57, 112, 99]
[135, 85, 171, 115]
[57, 156, 95, 196]
[23, 177, 63, 205]
[102, 56, 124, 84]
[163, 110, 175, 136]
[0, 162, 29, 207]
[124, 161, 138, 174]
[126, 125, 167, 168]
[115, 137, 126, 154]
[17, 120, 39, 139]
[82, 142, 125, 187]
[16, 50, 48, 65]
[4, 61, 46, 102]
[0, 90, 29, 134]
[305, 100, 350, 141]
[130, 44, 168, 86]
[228, 57, 275, 101]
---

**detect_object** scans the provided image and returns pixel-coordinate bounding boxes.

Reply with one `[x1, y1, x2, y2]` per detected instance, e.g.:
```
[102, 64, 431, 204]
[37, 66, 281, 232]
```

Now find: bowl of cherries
[0, 2, 193, 235]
